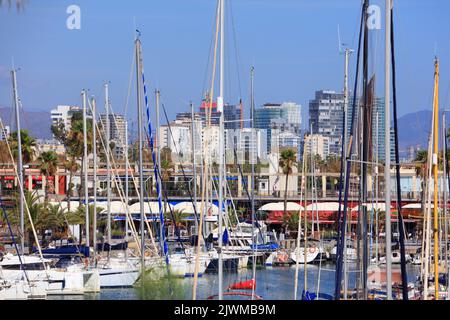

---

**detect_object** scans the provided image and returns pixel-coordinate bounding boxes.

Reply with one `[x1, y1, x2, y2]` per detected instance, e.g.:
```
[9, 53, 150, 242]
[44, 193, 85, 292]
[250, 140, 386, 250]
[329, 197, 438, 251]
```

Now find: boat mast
[135, 35, 146, 272]
[191, 101, 198, 234]
[82, 89, 90, 249]
[384, 0, 392, 300]
[217, 0, 225, 301]
[250, 66, 257, 300]
[125, 120, 129, 259]
[343, 47, 352, 299]
[442, 112, 448, 299]
[92, 97, 98, 264]
[432, 57, 440, 300]
[155, 89, 164, 243]
[360, 0, 370, 300]
[11, 69, 24, 255]
[105, 83, 112, 248]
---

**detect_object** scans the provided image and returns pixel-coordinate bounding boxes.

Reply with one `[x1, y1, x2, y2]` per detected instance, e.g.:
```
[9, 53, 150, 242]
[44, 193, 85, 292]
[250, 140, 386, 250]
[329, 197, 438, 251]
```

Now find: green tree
[279, 148, 297, 217]
[9, 130, 36, 164]
[67, 204, 106, 245]
[5, 191, 65, 251]
[37, 151, 59, 203]
[160, 147, 174, 194]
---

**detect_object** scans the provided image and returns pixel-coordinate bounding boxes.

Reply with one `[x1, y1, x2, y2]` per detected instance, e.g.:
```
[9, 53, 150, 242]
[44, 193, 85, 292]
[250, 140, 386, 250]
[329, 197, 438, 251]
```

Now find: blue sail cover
[142, 65, 169, 264]
[222, 228, 229, 245]
[250, 243, 279, 251]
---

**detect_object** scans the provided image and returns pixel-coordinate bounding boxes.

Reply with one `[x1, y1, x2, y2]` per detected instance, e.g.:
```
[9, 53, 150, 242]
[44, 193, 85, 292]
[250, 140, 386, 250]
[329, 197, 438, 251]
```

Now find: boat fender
[309, 246, 316, 253]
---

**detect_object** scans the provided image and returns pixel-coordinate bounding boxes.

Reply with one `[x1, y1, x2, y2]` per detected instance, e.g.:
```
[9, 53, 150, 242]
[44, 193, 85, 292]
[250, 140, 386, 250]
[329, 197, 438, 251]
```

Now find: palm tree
[279, 148, 297, 217]
[37, 151, 59, 203]
[9, 130, 36, 164]
[5, 190, 66, 251]
[64, 155, 79, 212]
[160, 147, 174, 194]
[165, 209, 189, 231]
[65, 116, 93, 203]
[68, 204, 106, 246]
[414, 149, 428, 207]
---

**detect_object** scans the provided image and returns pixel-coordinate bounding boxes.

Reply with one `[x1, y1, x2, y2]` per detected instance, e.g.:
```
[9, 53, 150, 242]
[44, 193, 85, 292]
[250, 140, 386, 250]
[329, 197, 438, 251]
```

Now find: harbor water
[47, 263, 421, 300]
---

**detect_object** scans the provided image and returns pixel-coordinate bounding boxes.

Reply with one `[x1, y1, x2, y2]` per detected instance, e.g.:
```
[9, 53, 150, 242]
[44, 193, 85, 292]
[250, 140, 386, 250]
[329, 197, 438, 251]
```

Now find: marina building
[308, 90, 345, 156]
[50, 105, 82, 135]
[303, 134, 330, 159]
[100, 114, 127, 159]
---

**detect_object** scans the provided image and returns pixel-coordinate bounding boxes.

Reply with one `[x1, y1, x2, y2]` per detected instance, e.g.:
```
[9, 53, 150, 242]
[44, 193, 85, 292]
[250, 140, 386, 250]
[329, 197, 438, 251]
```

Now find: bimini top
[305, 202, 343, 211]
[258, 202, 304, 212]
[173, 201, 219, 215]
[351, 202, 392, 212]
[128, 202, 174, 214]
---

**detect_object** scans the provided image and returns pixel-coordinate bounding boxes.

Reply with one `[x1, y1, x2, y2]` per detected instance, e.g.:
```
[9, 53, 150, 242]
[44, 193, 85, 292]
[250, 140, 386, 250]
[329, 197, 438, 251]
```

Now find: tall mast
[92, 97, 98, 263]
[191, 102, 198, 234]
[82, 89, 90, 248]
[250, 66, 257, 300]
[432, 57, 440, 300]
[343, 47, 352, 299]
[105, 82, 112, 246]
[217, 0, 225, 301]
[125, 120, 129, 258]
[156, 89, 163, 245]
[135, 36, 146, 272]
[360, 0, 370, 300]
[384, 0, 392, 300]
[11, 69, 24, 255]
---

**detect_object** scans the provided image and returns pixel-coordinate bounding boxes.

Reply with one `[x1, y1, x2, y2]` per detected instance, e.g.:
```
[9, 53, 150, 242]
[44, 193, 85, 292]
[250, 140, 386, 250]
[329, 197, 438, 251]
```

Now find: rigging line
[88, 101, 143, 253]
[193, 0, 221, 301]
[391, 5, 409, 299]
[0, 196, 30, 284]
[160, 102, 202, 234]
[201, 0, 220, 98]
[334, 0, 365, 300]
[229, 0, 242, 99]
[141, 66, 169, 266]
[350, 1, 365, 49]
[0, 117, 48, 275]
[231, 143, 264, 243]
[123, 44, 136, 118]
[88, 101, 147, 256]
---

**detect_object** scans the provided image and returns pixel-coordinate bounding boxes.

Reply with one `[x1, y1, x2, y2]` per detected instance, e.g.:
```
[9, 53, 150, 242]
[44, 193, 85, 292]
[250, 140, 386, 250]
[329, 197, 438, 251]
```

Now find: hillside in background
[397, 110, 432, 151]
[0, 107, 52, 140]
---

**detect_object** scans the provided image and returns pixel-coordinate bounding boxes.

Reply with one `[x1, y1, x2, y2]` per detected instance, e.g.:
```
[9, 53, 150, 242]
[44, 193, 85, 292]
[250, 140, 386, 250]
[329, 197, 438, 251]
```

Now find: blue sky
[0, 0, 449, 130]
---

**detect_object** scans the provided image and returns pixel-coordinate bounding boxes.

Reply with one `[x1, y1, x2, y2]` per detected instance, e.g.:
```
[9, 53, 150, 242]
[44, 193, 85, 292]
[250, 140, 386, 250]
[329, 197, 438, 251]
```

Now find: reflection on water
[47, 263, 421, 300]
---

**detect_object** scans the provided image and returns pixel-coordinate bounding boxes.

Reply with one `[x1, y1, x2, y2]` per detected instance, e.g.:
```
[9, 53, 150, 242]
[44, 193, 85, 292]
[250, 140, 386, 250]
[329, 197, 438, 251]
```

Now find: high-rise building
[224, 101, 243, 130]
[254, 102, 301, 152]
[225, 128, 267, 164]
[309, 90, 344, 156]
[100, 114, 127, 159]
[50, 105, 82, 135]
[347, 96, 395, 162]
[198, 94, 243, 130]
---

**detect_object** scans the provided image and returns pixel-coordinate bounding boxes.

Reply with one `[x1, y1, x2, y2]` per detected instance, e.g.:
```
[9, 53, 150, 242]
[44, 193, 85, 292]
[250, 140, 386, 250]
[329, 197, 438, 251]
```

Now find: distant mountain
[396, 110, 432, 151]
[0, 107, 52, 140]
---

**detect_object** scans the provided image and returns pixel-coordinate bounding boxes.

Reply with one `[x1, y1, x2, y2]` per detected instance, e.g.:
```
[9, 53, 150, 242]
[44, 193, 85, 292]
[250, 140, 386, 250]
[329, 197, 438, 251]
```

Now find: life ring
[309, 246, 316, 254]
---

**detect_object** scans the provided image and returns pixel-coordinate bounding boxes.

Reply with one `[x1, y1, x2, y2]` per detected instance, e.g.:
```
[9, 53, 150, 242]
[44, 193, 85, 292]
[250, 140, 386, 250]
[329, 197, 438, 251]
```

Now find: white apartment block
[304, 134, 330, 159]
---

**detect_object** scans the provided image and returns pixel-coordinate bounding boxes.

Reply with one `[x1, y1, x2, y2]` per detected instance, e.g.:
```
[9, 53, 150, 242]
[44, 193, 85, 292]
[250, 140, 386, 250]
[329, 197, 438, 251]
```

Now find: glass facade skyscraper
[309, 90, 345, 155]
[254, 102, 301, 152]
